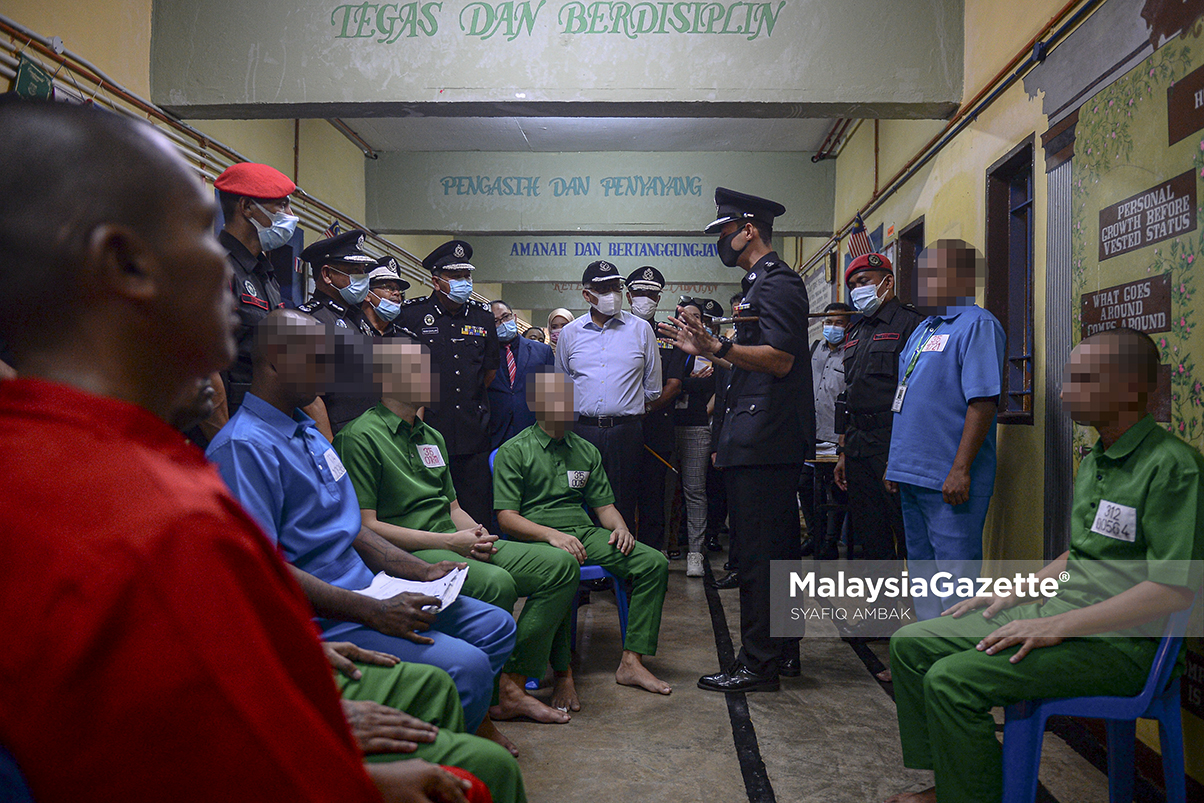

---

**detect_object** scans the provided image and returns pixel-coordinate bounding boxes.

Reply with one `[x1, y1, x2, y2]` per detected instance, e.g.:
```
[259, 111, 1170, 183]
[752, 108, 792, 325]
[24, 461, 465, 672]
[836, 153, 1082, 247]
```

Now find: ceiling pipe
[798, 0, 1099, 276]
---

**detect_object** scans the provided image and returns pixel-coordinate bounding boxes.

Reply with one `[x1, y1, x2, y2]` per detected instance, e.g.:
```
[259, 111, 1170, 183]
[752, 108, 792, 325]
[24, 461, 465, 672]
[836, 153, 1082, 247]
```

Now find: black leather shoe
[698, 664, 780, 693]
[713, 571, 740, 590]
[800, 537, 815, 557]
[779, 655, 801, 677]
[722, 560, 733, 571]
[705, 534, 723, 552]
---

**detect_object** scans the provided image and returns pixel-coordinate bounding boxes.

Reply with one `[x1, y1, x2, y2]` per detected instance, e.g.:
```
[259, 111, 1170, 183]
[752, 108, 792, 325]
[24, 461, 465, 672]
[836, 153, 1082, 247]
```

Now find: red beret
[844, 252, 893, 286]
[214, 163, 296, 200]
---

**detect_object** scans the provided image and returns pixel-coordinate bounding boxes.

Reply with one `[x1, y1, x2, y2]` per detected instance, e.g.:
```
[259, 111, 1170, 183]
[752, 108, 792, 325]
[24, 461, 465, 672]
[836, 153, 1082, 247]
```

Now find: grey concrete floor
[502, 551, 1111, 803]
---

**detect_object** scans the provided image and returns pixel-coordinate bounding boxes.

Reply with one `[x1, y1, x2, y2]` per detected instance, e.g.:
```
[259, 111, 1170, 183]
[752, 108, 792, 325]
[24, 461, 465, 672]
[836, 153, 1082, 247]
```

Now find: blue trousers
[322, 596, 516, 732]
[899, 483, 989, 621]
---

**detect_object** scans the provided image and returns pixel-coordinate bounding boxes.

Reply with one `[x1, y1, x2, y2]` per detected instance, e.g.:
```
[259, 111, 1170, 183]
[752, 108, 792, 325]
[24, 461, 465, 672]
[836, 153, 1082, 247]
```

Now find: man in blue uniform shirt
[885, 240, 1006, 620]
[207, 309, 516, 740]
[660, 187, 814, 691]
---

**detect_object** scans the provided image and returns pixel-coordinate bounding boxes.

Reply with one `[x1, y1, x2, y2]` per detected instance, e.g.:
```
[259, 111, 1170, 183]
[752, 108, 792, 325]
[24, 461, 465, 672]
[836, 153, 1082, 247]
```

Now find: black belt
[849, 410, 894, 431]
[576, 414, 643, 428]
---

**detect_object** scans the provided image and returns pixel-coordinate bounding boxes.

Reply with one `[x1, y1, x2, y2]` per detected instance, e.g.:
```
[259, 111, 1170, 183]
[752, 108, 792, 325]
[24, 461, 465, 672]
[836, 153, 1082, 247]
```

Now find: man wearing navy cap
[832, 252, 924, 568]
[627, 266, 687, 553]
[361, 256, 412, 338]
[659, 187, 814, 691]
[555, 261, 662, 531]
[398, 240, 500, 527]
[299, 230, 379, 436]
[212, 162, 298, 419]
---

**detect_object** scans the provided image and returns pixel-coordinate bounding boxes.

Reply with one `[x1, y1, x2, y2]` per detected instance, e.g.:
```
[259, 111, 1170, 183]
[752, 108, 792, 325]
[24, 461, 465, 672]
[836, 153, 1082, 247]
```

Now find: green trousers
[413, 540, 580, 677]
[889, 606, 1155, 803]
[547, 526, 669, 670]
[337, 660, 527, 803]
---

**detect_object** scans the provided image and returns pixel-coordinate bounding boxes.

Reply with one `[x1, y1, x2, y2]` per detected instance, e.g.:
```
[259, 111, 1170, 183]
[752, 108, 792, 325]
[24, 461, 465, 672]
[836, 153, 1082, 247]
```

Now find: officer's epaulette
[324, 296, 347, 314]
[901, 302, 920, 311]
[471, 299, 490, 311]
[403, 297, 425, 307]
[297, 299, 320, 313]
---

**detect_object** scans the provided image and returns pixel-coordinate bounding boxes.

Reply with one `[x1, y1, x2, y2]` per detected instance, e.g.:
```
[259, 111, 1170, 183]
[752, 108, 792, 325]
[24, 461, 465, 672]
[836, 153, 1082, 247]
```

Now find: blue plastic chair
[1001, 598, 1196, 803]
[0, 745, 34, 802]
[573, 563, 629, 651]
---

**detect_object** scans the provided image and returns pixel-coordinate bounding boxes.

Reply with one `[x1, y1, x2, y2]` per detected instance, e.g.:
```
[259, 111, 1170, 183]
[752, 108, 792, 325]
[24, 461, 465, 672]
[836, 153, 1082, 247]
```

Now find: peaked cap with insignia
[368, 255, 411, 291]
[702, 298, 725, 319]
[704, 187, 787, 234]
[625, 265, 665, 292]
[423, 240, 475, 273]
[300, 229, 375, 269]
[844, 252, 893, 286]
[581, 260, 622, 286]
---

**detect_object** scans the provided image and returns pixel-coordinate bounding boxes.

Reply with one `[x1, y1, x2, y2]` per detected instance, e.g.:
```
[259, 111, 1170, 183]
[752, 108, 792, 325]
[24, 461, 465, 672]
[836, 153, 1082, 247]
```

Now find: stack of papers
[354, 566, 469, 612]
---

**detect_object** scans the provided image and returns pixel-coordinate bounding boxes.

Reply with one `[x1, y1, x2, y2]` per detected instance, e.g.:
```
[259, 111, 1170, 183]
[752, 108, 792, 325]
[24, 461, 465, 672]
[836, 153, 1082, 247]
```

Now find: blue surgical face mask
[331, 268, 370, 305]
[251, 201, 299, 251]
[497, 319, 519, 341]
[850, 276, 887, 315]
[444, 277, 473, 304]
[371, 292, 401, 321]
[822, 325, 845, 344]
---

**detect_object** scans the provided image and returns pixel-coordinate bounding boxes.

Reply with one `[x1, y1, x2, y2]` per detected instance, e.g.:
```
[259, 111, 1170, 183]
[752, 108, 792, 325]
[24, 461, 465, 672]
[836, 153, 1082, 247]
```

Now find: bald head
[0, 98, 193, 344]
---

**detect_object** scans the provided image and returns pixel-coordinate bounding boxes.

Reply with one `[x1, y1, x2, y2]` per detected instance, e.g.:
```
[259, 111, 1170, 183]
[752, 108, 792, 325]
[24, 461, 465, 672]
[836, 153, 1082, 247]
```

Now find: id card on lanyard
[891, 321, 944, 413]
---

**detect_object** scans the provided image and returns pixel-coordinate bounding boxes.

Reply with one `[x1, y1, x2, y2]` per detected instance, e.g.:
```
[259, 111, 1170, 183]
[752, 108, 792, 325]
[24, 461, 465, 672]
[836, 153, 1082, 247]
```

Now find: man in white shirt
[554, 260, 662, 529]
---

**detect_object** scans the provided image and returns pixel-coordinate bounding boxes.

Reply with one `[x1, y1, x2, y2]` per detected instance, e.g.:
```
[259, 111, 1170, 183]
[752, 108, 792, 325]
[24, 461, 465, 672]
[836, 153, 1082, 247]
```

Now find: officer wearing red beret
[212, 162, 298, 419]
[833, 252, 924, 565]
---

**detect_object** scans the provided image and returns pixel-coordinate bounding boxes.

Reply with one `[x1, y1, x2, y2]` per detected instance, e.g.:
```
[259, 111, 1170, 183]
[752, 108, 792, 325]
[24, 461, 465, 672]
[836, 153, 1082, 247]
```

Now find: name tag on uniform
[323, 448, 348, 482]
[890, 384, 907, 413]
[567, 470, 590, 489]
[417, 444, 446, 468]
[921, 334, 950, 352]
[1091, 500, 1137, 542]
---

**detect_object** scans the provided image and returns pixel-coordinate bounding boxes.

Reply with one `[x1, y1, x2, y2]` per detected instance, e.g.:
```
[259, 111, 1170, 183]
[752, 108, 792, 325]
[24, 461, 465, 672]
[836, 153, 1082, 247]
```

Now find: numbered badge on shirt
[416, 444, 446, 469]
[1090, 499, 1137, 542]
[567, 470, 590, 489]
[322, 448, 348, 482]
[890, 383, 907, 413]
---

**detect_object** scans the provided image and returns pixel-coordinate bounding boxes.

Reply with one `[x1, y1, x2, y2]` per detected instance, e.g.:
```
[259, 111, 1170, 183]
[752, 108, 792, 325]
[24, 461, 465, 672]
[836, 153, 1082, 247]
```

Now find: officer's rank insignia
[454, 244, 466, 258]
[243, 279, 258, 297]
[461, 325, 486, 337]
[424, 314, 435, 326]
[336, 319, 348, 328]
[733, 301, 752, 316]
[748, 272, 757, 282]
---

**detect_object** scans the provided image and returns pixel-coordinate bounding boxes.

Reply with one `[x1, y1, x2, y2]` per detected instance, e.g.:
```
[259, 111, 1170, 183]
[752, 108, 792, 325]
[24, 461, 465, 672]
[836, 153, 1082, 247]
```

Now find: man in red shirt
[0, 98, 478, 803]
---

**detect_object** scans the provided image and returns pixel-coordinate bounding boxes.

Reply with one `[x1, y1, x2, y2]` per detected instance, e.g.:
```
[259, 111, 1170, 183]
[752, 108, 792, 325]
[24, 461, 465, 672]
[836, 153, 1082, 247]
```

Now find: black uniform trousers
[449, 451, 493, 529]
[636, 448, 670, 550]
[727, 463, 803, 675]
[845, 446, 906, 561]
[573, 418, 643, 531]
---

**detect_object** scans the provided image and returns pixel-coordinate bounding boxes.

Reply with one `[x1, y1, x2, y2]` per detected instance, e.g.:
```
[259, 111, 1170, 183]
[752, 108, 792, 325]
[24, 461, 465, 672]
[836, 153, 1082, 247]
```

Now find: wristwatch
[713, 336, 734, 360]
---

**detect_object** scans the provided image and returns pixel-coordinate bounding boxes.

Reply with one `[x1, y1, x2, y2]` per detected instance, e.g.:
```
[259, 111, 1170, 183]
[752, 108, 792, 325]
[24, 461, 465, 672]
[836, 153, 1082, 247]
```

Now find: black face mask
[717, 230, 746, 267]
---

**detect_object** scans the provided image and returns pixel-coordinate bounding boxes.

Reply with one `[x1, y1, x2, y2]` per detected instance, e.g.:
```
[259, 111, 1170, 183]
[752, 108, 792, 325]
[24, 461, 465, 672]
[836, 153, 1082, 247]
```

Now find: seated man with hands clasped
[493, 369, 672, 712]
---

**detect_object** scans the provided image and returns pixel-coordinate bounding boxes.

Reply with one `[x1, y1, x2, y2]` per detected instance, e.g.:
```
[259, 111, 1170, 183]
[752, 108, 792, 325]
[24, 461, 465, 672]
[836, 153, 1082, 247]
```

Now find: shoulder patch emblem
[243, 279, 259, 297]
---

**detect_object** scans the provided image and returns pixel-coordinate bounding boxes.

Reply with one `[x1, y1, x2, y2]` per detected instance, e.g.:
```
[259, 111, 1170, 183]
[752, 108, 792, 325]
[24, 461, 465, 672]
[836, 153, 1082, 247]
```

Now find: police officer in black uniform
[212, 162, 298, 416]
[626, 266, 686, 552]
[832, 252, 923, 562]
[398, 240, 500, 527]
[298, 229, 378, 435]
[360, 256, 413, 338]
[660, 187, 814, 692]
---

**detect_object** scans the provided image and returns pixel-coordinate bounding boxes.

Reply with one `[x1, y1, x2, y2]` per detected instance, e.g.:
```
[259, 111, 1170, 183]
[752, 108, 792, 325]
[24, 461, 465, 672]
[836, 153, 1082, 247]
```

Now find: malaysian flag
[847, 213, 872, 259]
[322, 220, 342, 240]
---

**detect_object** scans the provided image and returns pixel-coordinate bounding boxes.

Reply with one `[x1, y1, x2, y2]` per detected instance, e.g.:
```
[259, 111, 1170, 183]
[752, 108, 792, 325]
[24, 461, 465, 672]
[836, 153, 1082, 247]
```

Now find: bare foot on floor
[551, 669, 581, 712]
[491, 673, 570, 723]
[475, 716, 519, 757]
[614, 650, 672, 695]
[884, 786, 936, 803]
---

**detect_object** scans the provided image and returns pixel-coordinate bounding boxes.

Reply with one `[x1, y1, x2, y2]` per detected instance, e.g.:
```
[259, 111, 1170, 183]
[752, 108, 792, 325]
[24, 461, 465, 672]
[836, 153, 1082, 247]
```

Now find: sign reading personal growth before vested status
[1098, 170, 1197, 261]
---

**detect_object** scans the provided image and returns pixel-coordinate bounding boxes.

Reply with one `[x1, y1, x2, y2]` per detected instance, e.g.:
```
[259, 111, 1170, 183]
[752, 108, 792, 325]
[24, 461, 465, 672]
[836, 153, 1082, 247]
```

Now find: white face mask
[589, 290, 622, 317]
[629, 296, 658, 320]
[850, 276, 887, 315]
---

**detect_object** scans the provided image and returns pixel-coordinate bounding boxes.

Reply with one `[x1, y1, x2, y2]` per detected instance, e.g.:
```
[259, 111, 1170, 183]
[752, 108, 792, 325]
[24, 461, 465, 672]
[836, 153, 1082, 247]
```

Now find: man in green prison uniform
[884, 328, 1202, 803]
[333, 340, 580, 742]
[493, 369, 671, 712]
[326, 641, 526, 803]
